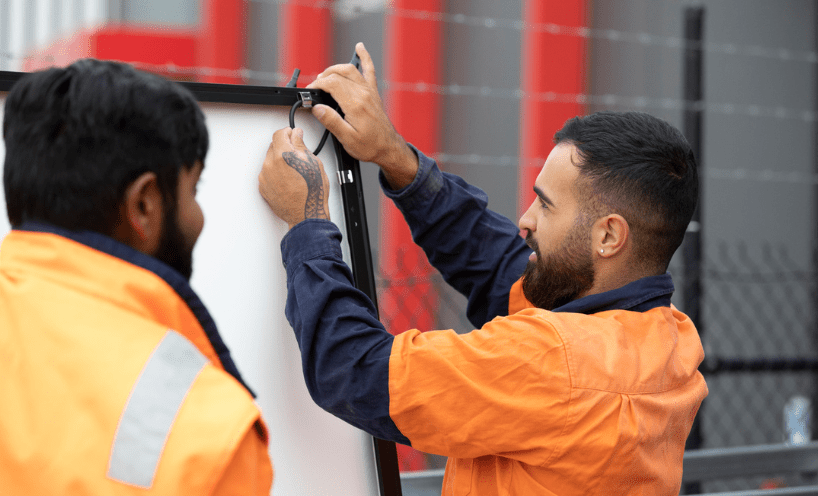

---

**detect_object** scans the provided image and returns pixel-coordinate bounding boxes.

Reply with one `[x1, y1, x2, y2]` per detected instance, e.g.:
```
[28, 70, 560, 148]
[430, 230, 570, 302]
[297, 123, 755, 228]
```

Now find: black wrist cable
[286, 50, 361, 156]
[286, 68, 330, 156]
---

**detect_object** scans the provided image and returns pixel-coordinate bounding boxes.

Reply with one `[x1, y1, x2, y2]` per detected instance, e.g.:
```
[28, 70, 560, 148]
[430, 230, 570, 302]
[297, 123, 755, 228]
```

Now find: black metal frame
[0, 72, 402, 496]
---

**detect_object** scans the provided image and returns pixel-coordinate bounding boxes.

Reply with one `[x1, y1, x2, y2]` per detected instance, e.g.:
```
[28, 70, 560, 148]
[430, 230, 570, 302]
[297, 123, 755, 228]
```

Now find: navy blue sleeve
[381, 147, 531, 328]
[281, 219, 411, 445]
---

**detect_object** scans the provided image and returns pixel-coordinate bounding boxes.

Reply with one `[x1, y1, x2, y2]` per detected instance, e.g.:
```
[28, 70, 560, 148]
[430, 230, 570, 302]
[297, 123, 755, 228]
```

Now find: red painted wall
[198, 0, 247, 84]
[278, 0, 334, 86]
[519, 0, 588, 215]
[383, 0, 445, 473]
[380, 0, 443, 339]
[23, 26, 196, 77]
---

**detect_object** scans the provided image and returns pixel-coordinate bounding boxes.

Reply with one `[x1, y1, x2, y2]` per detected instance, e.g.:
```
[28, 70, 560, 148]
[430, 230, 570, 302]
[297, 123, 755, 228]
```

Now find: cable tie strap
[337, 170, 354, 185]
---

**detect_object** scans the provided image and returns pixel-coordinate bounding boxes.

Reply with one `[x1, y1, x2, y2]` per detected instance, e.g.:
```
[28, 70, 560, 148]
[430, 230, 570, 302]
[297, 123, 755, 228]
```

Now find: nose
[518, 200, 537, 233]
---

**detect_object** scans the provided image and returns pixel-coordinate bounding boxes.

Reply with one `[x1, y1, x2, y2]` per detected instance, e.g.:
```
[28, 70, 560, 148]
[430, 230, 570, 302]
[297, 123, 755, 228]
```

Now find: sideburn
[153, 200, 194, 280]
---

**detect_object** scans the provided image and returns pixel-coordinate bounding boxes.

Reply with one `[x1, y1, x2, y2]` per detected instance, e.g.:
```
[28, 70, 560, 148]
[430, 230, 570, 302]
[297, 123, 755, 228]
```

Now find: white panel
[0, 94, 380, 495]
[190, 102, 376, 496]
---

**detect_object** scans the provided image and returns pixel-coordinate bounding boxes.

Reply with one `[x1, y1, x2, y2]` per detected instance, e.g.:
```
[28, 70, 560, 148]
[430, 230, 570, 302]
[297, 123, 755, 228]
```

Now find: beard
[521, 221, 596, 311]
[154, 203, 194, 280]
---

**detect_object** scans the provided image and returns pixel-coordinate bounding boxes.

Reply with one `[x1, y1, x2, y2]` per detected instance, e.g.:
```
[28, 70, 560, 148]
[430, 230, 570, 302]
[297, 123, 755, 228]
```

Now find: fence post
[810, 4, 818, 444]
[682, 5, 705, 494]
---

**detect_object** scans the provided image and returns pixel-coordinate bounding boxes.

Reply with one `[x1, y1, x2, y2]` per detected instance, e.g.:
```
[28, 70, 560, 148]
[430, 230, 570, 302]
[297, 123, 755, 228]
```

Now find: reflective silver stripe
[107, 330, 208, 488]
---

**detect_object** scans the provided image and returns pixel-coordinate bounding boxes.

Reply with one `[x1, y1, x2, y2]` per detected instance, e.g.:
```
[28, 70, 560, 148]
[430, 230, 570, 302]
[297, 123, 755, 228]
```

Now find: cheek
[178, 199, 204, 249]
[537, 217, 573, 254]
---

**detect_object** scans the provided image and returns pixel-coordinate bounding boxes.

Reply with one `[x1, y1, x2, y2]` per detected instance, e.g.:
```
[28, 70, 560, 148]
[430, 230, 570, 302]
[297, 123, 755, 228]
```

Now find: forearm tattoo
[282, 151, 328, 221]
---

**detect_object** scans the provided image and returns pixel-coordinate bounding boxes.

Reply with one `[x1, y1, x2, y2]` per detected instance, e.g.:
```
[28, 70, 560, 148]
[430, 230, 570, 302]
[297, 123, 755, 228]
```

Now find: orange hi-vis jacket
[0, 227, 273, 495]
[389, 280, 708, 495]
[280, 150, 709, 495]
[283, 219, 709, 495]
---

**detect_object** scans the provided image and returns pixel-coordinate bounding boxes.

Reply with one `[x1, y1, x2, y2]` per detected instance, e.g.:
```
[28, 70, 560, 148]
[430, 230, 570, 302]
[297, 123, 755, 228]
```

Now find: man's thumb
[291, 127, 308, 150]
[311, 104, 346, 137]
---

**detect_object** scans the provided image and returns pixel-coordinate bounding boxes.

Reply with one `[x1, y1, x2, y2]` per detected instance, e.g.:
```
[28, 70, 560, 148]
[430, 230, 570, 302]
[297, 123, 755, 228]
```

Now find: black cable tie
[285, 47, 361, 156]
[286, 68, 300, 88]
[289, 91, 330, 156]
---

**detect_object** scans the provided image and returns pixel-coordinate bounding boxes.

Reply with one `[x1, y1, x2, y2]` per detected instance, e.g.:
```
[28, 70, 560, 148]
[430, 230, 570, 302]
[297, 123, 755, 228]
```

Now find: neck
[587, 260, 661, 298]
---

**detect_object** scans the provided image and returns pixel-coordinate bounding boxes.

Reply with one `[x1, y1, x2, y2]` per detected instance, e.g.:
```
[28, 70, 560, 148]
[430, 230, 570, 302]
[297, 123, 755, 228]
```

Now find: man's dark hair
[554, 111, 698, 272]
[3, 58, 208, 233]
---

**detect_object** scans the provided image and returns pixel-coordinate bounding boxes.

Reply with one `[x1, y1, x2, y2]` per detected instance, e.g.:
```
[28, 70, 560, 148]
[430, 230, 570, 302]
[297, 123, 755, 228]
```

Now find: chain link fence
[676, 241, 817, 493]
[375, 240, 818, 492]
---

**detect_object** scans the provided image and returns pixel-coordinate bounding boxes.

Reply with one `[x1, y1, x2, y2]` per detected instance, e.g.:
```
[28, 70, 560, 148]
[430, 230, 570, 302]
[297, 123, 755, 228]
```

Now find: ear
[593, 214, 629, 258]
[113, 172, 165, 256]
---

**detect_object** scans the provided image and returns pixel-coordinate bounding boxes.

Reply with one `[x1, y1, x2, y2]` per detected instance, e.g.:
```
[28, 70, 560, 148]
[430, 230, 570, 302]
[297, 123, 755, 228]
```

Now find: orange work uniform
[0, 226, 273, 495]
[280, 149, 708, 495]
[389, 280, 708, 495]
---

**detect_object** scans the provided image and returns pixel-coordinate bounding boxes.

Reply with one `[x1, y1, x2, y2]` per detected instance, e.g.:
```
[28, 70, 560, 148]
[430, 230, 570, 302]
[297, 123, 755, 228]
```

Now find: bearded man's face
[521, 218, 595, 310]
[154, 203, 195, 280]
[154, 162, 204, 280]
[518, 143, 596, 310]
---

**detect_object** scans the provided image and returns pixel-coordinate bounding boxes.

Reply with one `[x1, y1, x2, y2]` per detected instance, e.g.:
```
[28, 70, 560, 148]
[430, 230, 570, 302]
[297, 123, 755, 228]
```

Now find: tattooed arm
[259, 128, 330, 229]
[281, 151, 328, 222]
[258, 126, 407, 442]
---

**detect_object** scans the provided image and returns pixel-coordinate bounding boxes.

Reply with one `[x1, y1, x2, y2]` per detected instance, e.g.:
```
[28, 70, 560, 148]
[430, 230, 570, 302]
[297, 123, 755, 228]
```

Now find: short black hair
[3, 58, 208, 233]
[554, 111, 698, 272]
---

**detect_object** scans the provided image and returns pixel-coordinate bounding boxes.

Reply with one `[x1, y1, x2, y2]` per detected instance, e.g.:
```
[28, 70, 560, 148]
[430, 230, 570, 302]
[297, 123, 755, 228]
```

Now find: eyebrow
[533, 186, 555, 208]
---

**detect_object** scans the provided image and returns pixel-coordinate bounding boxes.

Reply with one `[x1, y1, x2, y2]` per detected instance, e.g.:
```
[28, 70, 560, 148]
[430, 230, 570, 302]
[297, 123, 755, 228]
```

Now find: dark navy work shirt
[281, 147, 676, 444]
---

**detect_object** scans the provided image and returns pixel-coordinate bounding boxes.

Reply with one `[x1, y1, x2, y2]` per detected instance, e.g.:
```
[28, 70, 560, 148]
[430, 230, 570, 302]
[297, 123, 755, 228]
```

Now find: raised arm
[257, 103, 556, 461]
[307, 43, 530, 327]
[379, 148, 530, 326]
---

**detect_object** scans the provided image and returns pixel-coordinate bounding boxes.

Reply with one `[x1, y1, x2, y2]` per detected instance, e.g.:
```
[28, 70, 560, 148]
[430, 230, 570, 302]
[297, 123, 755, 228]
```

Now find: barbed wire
[3, 15, 815, 188]
[280, 0, 817, 65]
[705, 167, 818, 185]
[434, 153, 818, 186]
[2, 51, 813, 125]
[0, 51, 297, 83]
[1, 1, 814, 71]
[3, 53, 815, 185]
[384, 81, 817, 123]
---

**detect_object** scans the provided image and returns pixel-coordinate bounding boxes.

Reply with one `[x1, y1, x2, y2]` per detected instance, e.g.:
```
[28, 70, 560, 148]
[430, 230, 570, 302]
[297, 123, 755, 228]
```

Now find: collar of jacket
[11, 222, 255, 398]
[552, 273, 675, 314]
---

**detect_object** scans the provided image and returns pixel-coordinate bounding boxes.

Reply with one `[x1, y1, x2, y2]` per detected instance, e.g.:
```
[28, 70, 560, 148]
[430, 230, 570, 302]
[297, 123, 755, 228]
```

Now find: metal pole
[811, 0, 818, 453]
[682, 5, 705, 494]
[335, 138, 404, 496]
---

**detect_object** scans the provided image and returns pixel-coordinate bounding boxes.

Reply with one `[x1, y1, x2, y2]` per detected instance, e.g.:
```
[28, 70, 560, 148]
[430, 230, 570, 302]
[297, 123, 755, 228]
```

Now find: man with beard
[0, 60, 272, 494]
[259, 43, 707, 495]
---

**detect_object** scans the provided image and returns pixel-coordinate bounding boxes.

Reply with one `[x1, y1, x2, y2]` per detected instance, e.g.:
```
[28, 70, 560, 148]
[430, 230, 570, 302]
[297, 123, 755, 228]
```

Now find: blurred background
[1, 0, 816, 493]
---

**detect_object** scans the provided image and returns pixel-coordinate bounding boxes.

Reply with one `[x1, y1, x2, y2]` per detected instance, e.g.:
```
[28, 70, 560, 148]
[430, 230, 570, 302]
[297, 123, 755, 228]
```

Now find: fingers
[271, 126, 311, 155]
[268, 128, 293, 167]
[308, 63, 365, 89]
[271, 126, 293, 152]
[290, 128, 308, 152]
[306, 42, 375, 92]
[307, 74, 358, 107]
[312, 104, 356, 140]
[356, 42, 377, 87]
[315, 63, 350, 79]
